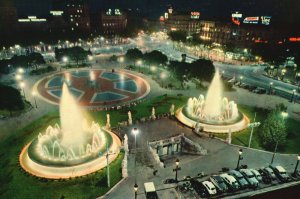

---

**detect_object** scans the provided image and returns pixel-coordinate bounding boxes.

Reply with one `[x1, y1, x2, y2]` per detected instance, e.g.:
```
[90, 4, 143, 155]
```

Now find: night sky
[11, 0, 300, 27]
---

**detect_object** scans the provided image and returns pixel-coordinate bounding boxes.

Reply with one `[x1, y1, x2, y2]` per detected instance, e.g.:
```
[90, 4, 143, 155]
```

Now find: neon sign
[243, 16, 259, 24]
[289, 37, 300, 42]
[191, 12, 200, 19]
[261, 16, 271, 25]
[231, 12, 242, 26]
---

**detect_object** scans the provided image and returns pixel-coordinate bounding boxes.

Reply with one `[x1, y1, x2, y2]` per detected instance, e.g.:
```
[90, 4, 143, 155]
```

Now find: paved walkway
[107, 118, 299, 199]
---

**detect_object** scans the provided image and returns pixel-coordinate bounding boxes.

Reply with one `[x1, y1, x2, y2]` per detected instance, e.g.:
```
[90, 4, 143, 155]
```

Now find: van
[144, 182, 159, 199]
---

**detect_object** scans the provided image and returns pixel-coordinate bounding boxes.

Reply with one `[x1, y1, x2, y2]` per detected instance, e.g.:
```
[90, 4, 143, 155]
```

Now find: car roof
[229, 170, 242, 176]
[240, 169, 253, 175]
[202, 181, 215, 189]
[221, 173, 236, 181]
[276, 166, 286, 172]
[265, 167, 273, 172]
[211, 175, 222, 180]
[144, 182, 156, 192]
[250, 169, 260, 175]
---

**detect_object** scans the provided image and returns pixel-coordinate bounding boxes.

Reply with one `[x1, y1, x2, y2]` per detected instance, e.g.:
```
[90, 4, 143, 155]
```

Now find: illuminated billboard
[261, 16, 272, 25]
[191, 12, 200, 19]
[243, 16, 259, 24]
[231, 12, 242, 26]
[232, 12, 272, 25]
[164, 12, 168, 19]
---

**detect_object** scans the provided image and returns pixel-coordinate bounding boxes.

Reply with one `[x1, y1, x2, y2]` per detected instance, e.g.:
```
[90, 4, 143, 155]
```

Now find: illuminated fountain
[20, 83, 121, 179]
[176, 70, 249, 133]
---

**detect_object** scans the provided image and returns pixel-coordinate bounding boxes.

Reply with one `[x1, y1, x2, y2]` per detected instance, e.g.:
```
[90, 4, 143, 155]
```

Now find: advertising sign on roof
[243, 16, 259, 24]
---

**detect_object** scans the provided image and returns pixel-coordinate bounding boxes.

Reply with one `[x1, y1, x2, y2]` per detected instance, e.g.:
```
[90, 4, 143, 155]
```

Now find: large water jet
[176, 69, 249, 133]
[20, 83, 121, 179]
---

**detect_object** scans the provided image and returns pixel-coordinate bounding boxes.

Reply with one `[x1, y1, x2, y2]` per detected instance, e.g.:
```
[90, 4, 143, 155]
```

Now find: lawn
[0, 111, 124, 199]
[215, 104, 300, 154]
[0, 94, 188, 199]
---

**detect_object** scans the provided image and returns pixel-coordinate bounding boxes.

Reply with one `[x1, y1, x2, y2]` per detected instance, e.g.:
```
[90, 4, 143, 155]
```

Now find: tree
[143, 50, 168, 65]
[125, 48, 143, 63]
[168, 31, 187, 42]
[0, 84, 24, 116]
[260, 105, 287, 150]
[109, 55, 118, 62]
[55, 47, 91, 66]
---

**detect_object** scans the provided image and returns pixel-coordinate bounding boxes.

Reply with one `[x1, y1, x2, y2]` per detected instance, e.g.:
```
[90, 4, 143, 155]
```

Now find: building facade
[164, 11, 201, 34]
[100, 9, 127, 35]
[65, 0, 91, 32]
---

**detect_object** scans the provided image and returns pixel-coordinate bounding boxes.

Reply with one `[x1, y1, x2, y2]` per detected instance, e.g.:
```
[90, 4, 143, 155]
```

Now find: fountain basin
[19, 130, 121, 179]
[176, 107, 249, 133]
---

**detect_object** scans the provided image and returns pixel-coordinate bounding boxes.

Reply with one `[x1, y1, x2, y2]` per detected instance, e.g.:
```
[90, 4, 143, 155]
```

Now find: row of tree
[125, 48, 168, 66]
[0, 53, 45, 74]
[55, 47, 92, 66]
[168, 59, 215, 84]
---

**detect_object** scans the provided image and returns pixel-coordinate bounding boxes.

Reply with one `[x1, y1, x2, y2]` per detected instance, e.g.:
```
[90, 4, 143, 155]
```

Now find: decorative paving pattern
[34, 69, 150, 108]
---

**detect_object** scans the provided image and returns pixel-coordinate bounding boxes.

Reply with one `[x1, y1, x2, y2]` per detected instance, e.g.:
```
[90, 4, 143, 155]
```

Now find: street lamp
[236, 149, 243, 170]
[290, 89, 296, 103]
[247, 112, 260, 148]
[269, 82, 273, 95]
[239, 76, 243, 84]
[62, 56, 68, 65]
[132, 127, 139, 183]
[293, 155, 300, 177]
[19, 81, 26, 100]
[15, 74, 22, 81]
[173, 158, 181, 182]
[18, 68, 24, 74]
[133, 183, 138, 199]
[160, 72, 167, 88]
[136, 60, 142, 73]
[32, 91, 38, 108]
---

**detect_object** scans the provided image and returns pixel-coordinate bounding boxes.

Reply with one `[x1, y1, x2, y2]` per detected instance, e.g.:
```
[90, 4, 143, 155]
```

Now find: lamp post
[236, 149, 243, 170]
[173, 158, 181, 182]
[132, 128, 139, 183]
[239, 76, 243, 84]
[160, 72, 167, 88]
[133, 183, 138, 199]
[19, 81, 26, 100]
[269, 82, 273, 95]
[32, 91, 38, 108]
[248, 112, 260, 148]
[104, 142, 116, 188]
[293, 155, 300, 177]
[136, 60, 142, 73]
[290, 89, 296, 103]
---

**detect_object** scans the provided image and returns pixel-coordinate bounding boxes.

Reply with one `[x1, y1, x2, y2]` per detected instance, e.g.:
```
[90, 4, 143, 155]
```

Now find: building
[100, 8, 127, 35]
[164, 9, 201, 34]
[199, 20, 275, 47]
[65, 0, 91, 32]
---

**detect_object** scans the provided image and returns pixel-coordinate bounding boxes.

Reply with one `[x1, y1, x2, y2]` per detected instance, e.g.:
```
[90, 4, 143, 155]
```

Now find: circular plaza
[33, 69, 151, 108]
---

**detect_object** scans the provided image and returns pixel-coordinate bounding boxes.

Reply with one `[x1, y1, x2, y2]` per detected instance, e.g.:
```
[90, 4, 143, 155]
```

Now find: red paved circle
[34, 69, 150, 108]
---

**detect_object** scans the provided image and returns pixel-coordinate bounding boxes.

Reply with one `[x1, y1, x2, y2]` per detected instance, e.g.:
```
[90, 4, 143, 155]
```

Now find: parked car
[210, 175, 228, 193]
[202, 181, 217, 196]
[190, 179, 209, 198]
[263, 167, 277, 180]
[228, 170, 249, 189]
[220, 173, 240, 191]
[163, 178, 177, 184]
[240, 169, 259, 189]
[258, 169, 272, 184]
[250, 169, 263, 182]
[269, 165, 290, 182]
